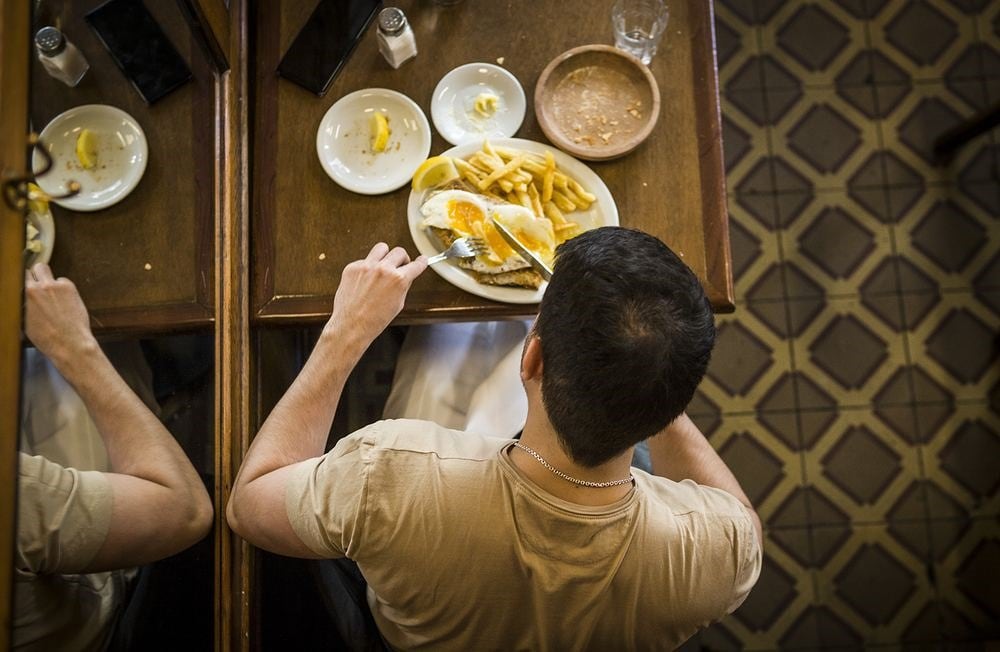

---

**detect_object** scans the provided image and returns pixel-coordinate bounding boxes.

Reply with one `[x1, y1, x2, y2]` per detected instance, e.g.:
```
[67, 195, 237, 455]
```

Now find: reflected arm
[24, 266, 213, 573]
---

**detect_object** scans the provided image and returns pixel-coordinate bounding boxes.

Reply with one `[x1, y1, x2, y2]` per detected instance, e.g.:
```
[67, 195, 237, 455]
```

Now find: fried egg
[420, 189, 555, 273]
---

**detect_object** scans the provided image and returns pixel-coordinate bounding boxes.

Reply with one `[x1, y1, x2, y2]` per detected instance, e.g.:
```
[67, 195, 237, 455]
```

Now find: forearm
[648, 413, 762, 540]
[233, 328, 367, 491]
[54, 339, 204, 497]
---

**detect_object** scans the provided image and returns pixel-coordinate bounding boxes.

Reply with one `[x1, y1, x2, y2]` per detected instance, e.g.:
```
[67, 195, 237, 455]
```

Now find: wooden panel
[211, 0, 250, 649]
[29, 0, 217, 334]
[0, 1, 30, 642]
[252, 0, 733, 325]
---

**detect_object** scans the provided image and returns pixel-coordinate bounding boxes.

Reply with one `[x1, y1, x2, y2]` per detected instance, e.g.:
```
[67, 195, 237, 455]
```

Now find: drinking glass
[611, 0, 669, 65]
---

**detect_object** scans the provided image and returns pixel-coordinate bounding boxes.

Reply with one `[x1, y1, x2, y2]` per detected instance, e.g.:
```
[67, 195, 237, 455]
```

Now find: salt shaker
[35, 26, 89, 87]
[376, 7, 417, 69]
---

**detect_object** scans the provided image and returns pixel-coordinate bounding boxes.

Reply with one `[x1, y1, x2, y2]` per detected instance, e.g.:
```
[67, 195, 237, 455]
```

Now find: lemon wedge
[370, 112, 390, 153]
[76, 128, 98, 169]
[411, 156, 460, 192]
[26, 182, 49, 215]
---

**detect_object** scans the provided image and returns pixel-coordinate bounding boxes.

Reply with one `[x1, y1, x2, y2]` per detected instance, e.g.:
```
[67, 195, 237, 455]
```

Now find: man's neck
[511, 418, 635, 506]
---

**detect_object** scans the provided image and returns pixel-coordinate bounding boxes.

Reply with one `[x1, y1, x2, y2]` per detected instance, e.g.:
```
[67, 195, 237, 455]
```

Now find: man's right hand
[323, 243, 427, 355]
[24, 263, 97, 365]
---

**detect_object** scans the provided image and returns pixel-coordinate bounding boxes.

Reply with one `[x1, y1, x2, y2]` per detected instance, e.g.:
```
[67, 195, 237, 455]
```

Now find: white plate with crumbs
[431, 63, 526, 146]
[32, 104, 148, 212]
[316, 88, 432, 195]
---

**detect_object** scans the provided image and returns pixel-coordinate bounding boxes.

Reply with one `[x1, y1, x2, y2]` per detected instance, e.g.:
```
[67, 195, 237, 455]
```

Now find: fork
[427, 236, 488, 265]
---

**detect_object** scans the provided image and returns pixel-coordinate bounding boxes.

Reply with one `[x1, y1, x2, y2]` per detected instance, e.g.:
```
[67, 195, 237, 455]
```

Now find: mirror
[13, 0, 217, 649]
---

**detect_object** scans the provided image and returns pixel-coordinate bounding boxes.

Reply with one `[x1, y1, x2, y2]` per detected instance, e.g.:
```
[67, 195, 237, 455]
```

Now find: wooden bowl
[534, 45, 660, 161]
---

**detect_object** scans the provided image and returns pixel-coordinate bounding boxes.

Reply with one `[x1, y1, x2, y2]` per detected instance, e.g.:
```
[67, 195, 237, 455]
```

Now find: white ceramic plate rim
[25, 205, 55, 268]
[407, 138, 619, 304]
[32, 104, 148, 212]
[431, 63, 526, 146]
[315, 88, 432, 195]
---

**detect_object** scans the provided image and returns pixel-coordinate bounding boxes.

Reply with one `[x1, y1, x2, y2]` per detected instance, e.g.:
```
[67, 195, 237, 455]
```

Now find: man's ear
[521, 334, 543, 382]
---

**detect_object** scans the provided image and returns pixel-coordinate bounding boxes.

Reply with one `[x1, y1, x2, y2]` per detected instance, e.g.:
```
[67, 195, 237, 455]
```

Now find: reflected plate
[316, 88, 431, 195]
[407, 138, 619, 304]
[24, 204, 55, 268]
[33, 104, 148, 212]
[431, 63, 526, 146]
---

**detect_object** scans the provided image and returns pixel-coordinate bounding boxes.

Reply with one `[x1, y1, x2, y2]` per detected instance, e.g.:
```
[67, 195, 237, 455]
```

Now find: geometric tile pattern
[834, 543, 917, 625]
[684, 0, 1000, 647]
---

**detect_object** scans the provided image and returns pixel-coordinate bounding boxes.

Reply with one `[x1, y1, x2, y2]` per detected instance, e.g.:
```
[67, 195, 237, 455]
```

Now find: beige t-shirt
[287, 419, 762, 651]
[15, 453, 123, 652]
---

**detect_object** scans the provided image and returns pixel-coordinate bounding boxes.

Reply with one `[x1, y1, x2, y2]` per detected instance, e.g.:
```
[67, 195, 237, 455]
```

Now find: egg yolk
[447, 200, 485, 234]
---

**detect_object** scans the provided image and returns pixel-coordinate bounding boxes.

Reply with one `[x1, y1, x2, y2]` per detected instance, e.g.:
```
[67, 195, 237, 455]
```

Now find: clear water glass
[611, 0, 669, 65]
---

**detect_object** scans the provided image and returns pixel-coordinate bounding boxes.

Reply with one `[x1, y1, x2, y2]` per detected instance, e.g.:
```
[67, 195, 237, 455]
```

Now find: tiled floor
[682, 0, 999, 648]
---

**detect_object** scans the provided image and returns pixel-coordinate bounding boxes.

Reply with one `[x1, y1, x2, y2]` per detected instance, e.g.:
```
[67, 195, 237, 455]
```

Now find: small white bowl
[32, 104, 148, 212]
[431, 63, 526, 146]
[316, 88, 431, 195]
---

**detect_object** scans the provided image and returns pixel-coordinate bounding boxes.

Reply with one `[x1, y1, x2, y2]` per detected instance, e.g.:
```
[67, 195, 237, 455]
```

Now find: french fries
[455, 141, 593, 244]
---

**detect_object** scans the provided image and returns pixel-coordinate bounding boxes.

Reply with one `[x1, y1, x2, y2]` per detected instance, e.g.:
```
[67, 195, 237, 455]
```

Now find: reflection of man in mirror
[15, 263, 213, 651]
[228, 229, 762, 650]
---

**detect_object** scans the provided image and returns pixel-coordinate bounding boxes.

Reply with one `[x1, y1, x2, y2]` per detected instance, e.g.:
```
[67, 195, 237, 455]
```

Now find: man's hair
[534, 227, 715, 467]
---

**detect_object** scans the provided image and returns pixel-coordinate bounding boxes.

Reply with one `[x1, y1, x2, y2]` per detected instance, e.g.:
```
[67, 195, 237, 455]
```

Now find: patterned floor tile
[893, 185, 998, 292]
[703, 312, 796, 415]
[802, 407, 924, 524]
[710, 415, 809, 523]
[727, 206, 784, 300]
[919, 403, 1000, 518]
[791, 296, 913, 407]
[771, 87, 884, 192]
[928, 516, 1000, 639]
[757, 0, 870, 89]
[782, 190, 896, 297]
[905, 291, 1000, 401]
[812, 523, 939, 646]
[869, 0, 980, 82]
[879, 81, 994, 183]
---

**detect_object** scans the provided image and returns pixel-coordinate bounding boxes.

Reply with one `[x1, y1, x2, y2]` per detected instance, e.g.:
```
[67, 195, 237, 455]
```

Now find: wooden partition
[0, 2, 30, 643]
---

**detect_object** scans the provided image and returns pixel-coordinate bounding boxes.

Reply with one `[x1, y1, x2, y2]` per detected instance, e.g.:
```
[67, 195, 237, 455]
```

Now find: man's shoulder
[632, 470, 753, 523]
[347, 419, 512, 462]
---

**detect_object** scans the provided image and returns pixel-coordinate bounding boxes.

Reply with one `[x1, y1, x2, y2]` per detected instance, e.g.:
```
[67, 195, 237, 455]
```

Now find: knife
[492, 218, 553, 281]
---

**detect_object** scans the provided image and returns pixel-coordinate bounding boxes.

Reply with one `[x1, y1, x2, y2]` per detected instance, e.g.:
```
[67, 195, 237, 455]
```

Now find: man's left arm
[226, 244, 426, 556]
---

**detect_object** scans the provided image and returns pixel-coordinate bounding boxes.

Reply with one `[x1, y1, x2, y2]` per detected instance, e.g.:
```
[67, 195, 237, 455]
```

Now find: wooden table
[253, 0, 733, 325]
[30, 0, 217, 334]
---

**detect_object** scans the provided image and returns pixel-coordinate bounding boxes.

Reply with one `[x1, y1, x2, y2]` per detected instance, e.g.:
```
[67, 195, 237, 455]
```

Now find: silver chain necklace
[513, 442, 635, 488]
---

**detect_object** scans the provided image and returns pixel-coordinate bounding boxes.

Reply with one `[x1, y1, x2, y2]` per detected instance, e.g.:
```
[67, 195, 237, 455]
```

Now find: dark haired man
[228, 228, 762, 650]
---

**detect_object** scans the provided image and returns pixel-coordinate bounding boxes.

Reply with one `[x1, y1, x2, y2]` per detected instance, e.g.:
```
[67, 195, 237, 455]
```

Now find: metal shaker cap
[378, 7, 408, 36]
[35, 26, 66, 56]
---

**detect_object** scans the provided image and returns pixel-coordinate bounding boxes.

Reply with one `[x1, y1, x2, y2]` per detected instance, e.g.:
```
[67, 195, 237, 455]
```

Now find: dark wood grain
[213, 1, 253, 648]
[0, 0, 31, 639]
[252, 0, 734, 325]
[29, 0, 217, 335]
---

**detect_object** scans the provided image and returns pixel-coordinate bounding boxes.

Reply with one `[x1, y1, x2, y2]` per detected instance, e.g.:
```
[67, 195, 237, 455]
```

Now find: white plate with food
[24, 195, 55, 268]
[317, 88, 432, 195]
[407, 138, 619, 304]
[431, 63, 526, 146]
[32, 104, 148, 212]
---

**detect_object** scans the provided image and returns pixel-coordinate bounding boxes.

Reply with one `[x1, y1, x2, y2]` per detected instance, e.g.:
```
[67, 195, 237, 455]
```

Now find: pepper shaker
[376, 7, 418, 69]
[35, 26, 89, 87]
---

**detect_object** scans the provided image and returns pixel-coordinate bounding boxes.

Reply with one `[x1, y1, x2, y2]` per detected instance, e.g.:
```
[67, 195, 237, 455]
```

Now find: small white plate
[24, 205, 55, 268]
[431, 63, 526, 146]
[32, 104, 148, 212]
[316, 88, 431, 195]
[407, 138, 619, 304]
